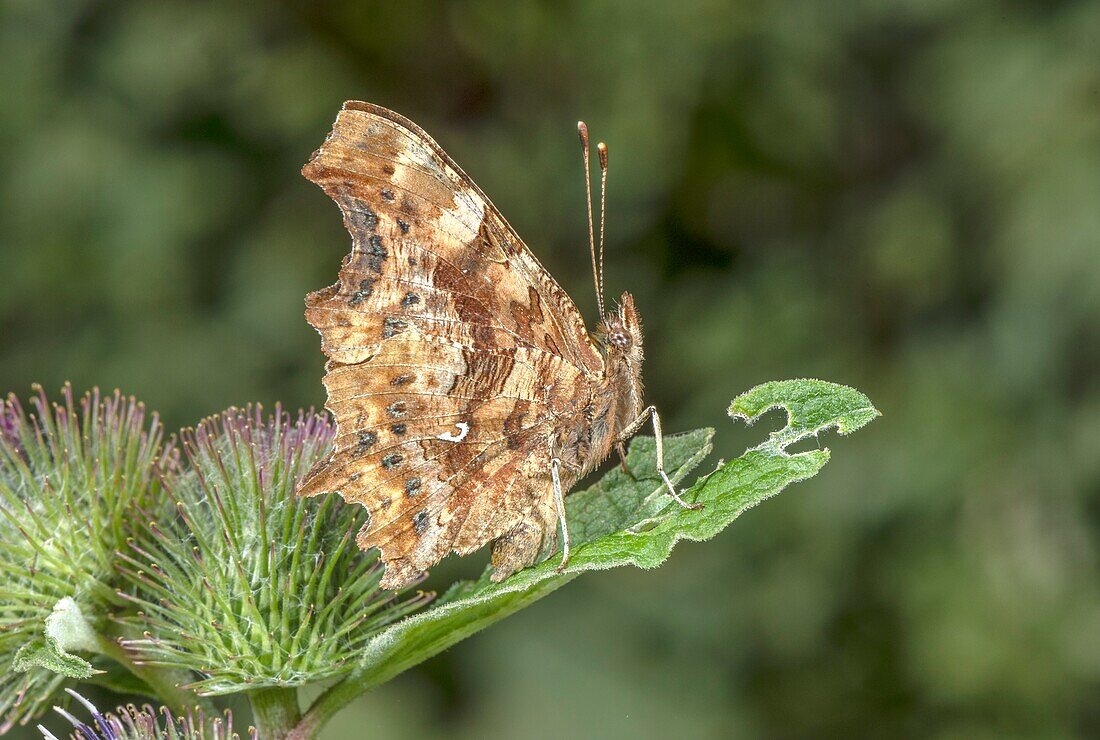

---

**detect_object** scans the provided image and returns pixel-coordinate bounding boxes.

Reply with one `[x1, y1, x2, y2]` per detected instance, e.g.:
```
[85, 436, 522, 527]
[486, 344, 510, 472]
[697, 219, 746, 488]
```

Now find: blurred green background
[4, 0, 1100, 737]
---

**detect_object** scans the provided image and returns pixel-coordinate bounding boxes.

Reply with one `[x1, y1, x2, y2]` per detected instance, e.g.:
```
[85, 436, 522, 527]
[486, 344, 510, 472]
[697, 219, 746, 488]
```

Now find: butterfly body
[297, 102, 686, 589]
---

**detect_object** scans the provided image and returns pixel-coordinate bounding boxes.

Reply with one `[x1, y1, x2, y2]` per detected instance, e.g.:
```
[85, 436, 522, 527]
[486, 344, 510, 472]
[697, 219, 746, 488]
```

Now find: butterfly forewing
[301, 102, 601, 369]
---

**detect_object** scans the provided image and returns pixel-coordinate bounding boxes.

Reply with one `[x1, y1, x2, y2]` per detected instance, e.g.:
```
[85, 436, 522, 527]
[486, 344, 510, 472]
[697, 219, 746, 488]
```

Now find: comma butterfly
[296, 102, 697, 589]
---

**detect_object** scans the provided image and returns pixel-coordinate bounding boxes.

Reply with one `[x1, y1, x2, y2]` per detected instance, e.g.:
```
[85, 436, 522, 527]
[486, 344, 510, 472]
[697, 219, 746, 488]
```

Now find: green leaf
[302, 379, 879, 728]
[728, 378, 880, 453]
[10, 597, 101, 680]
[11, 638, 96, 681]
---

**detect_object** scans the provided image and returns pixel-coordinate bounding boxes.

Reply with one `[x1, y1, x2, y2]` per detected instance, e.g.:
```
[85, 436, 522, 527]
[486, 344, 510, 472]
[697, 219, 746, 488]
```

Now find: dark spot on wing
[348, 277, 375, 305]
[380, 187, 395, 202]
[387, 401, 407, 418]
[390, 423, 407, 435]
[405, 477, 421, 497]
[397, 219, 410, 234]
[381, 452, 403, 469]
[382, 317, 408, 338]
[343, 203, 377, 233]
[366, 235, 388, 272]
[413, 510, 430, 535]
[402, 292, 421, 307]
[356, 430, 377, 453]
[391, 373, 414, 386]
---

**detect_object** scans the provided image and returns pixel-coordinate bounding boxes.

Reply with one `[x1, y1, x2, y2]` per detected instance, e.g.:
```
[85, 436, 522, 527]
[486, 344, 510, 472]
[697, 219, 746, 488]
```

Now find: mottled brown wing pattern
[300, 332, 586, 587]
[297, 102, 603, 588]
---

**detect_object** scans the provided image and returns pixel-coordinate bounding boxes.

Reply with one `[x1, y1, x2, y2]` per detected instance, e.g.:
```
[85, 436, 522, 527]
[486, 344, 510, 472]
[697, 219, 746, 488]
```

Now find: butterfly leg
[622, 406, 702, 510]
[616, 442, 636, 479]
[551, 456, 572, 572]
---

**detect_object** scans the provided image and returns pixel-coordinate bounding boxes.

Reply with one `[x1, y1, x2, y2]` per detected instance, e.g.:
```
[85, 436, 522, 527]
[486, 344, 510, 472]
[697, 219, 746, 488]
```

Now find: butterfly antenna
[597, 141, 608, 305]
[578, 121, 605, 318]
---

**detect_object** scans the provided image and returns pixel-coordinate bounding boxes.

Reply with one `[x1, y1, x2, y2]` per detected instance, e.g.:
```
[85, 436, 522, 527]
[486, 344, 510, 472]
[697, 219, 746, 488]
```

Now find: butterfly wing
[297, 102, 602, 587]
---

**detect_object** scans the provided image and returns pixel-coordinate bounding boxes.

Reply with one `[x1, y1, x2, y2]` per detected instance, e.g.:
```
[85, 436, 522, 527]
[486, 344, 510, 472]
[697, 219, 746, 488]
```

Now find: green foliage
[116, 407, 429, 695]
[728, 379, 880, 452]
[12, 641, 95, 684]
[13, 598, 101, 681]
[0, 388, 171, 731]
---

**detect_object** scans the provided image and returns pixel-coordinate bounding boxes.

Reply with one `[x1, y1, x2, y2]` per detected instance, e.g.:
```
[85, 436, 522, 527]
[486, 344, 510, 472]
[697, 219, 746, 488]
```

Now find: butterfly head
[600, 292, 646, 426]
[600, 292, 644, 361]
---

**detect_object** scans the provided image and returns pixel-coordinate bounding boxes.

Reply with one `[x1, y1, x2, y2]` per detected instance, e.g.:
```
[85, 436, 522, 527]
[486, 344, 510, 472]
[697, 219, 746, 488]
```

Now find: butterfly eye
[608, 330, 632, 349]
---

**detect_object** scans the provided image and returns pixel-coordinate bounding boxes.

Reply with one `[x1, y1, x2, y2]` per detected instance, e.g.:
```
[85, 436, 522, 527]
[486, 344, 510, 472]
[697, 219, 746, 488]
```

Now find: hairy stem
[250, 686, 302, 739]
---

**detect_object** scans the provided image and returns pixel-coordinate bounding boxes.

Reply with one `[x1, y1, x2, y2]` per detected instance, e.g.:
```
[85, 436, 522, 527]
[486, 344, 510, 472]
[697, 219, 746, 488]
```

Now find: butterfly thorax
[573, 291, 645, 473]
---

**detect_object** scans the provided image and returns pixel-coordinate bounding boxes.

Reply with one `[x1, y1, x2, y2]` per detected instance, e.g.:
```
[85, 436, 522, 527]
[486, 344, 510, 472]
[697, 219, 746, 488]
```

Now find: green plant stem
[289, 642, 450, 738]
[251, 686, 302, 739]
[287, 673, 375, 740]
[95, 633, 215, 718]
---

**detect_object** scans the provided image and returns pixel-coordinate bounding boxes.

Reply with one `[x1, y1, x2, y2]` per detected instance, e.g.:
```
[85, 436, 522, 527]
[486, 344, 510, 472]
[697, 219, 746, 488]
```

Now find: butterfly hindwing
[297, 330, 589, 588]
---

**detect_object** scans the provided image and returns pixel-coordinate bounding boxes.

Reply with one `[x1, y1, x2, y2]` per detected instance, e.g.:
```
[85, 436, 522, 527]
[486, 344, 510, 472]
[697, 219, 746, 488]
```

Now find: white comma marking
[437, 422, 470, 443]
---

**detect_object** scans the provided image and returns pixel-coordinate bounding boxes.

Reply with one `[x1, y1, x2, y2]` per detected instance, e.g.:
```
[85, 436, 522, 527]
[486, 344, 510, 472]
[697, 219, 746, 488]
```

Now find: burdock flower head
[117, 405, 431, 695]
[38, 688, 255, 740]
[0, 386, 172, 731]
